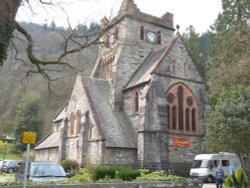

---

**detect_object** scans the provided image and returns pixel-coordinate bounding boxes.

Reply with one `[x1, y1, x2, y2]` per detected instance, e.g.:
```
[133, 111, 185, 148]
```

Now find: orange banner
[173, 138, 191, 148]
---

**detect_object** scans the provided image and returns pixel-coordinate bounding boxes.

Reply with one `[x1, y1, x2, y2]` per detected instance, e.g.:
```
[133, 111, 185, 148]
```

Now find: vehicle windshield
[192, 159, 210, 168]
[31, 163, 66, 177]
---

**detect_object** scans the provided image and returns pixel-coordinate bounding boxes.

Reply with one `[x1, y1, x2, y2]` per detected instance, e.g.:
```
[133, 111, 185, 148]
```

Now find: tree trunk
[0, 0, 21, 65]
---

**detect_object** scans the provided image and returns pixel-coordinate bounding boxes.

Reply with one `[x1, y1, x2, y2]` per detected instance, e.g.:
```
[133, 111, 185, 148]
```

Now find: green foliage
[224, 175, 234, 188]
[61, 160, 79, 175]
[68, 166, 188, 183]
[0, 142, 14, 154]
[0, 20, 15, 65]
[0, 140, 4, 152]
[235, 168, 248, 188]
[138, 169, 150, 176]
[66, 168, 92, 183]
[116, 167, 140, 181]
[0, 152, 22, 160]
[92, 166, 116, 182]
[92, 166, 141, 182]
[182, 26, 210, 78]
[0, 116, 15, 136]
[207, 0, 250, 98]
[209, 0, 250, 65]
[136, 170, 188, 181]
[205, 86, 250, 154]
[0, 142, 23, 159]
[225, 168, 248, 188]
[14, 91, 44, 152]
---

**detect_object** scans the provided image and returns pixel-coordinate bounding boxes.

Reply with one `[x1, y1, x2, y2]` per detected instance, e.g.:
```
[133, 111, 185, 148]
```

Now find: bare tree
[0, 0, 109, 71]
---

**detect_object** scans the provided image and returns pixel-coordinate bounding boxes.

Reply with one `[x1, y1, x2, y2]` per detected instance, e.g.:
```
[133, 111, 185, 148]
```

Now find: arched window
[135, 92, 139, 112]
[131, 89, 140, 114]
[101, 55, 115, 80]
[69, 113, 76, 135]
[76, 111, 82, 134]
[157, 31, 161, 44]
[166, 83, 199, 134]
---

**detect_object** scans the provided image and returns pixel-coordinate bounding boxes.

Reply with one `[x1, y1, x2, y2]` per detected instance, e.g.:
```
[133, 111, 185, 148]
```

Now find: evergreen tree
[205, 86, 250, 179]
[14, 91, 44, 152]
[182, 25, 210, 78]
[207, 0, 250, 101]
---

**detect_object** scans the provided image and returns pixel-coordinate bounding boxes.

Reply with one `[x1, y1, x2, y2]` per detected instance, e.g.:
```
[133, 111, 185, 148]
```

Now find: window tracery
[166, 83, 199, 134]
[101, 55, 115, 80]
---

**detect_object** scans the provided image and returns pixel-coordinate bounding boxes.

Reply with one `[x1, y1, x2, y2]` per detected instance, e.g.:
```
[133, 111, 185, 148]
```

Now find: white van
[189, 153, 241, 183]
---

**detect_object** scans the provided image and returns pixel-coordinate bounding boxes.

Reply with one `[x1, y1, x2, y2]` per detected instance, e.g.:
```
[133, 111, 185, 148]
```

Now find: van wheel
[206, 175, 213, 183]
[8, 168, 14, 174]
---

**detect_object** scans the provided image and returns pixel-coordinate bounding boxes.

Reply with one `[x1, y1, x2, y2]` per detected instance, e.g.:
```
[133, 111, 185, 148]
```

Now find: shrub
[67, 168, 92, 183]
[224, 168, 248, 188]
[93, 166, 116, 182]
[61, 160, 79, 176]
[136, 170, 188, 181]
[235, 168, 248, 188]
[138, 169, 150, 176]
[224, 175, 234, 187]
[66, 166, 188, 183]
[117, 167, 140, 181]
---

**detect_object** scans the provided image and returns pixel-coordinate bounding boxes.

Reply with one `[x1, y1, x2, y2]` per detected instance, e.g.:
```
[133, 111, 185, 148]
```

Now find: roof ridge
[150, 35, 180, 74]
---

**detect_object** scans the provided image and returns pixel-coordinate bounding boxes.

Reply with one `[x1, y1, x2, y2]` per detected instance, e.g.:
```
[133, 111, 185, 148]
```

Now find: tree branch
[14, 20, 73, 68]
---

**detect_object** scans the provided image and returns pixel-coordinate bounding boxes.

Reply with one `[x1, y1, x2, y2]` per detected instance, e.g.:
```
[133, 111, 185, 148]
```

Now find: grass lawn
[0, 152, 22, 160]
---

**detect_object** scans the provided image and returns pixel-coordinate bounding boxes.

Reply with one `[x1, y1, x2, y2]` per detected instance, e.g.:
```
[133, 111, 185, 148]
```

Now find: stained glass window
[166, 83, 199, 134]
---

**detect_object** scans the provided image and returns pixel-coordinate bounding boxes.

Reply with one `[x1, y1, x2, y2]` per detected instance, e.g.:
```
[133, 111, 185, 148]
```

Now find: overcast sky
[16, 0, 222, 34]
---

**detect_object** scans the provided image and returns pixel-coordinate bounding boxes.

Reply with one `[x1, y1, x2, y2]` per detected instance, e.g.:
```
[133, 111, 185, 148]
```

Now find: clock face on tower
[146, 31, 157, 43]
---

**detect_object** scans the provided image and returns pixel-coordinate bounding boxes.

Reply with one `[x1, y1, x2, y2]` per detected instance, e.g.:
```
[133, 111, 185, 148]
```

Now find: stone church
[34, 0, 210, 175]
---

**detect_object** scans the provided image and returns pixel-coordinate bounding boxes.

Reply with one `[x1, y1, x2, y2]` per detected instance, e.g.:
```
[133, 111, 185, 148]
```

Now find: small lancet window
[132, 89, 140, 114]
[157, 31, 161, 44]
[135, 91, 139, 112]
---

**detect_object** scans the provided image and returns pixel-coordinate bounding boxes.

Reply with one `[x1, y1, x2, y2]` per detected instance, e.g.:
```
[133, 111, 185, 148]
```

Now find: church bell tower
[92, 0, 175, 110]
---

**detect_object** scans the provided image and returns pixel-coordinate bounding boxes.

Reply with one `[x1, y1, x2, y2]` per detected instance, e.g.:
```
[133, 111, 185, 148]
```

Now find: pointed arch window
[157, 31, 161, 44]
[140, 26, 145, 40]
[76, 111, 82, 134]
[166, 83, 199, 134]
[131, 88, 140, 114]
[69, 113, 76, 136]
[101, 55, 115, 80]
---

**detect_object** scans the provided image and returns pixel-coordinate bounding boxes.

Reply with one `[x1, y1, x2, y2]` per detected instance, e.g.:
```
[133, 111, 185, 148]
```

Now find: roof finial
[176, 24, 180, 33]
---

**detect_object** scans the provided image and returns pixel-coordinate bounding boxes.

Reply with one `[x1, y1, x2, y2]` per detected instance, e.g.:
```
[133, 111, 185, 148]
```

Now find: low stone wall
[0, 180, 203, 188]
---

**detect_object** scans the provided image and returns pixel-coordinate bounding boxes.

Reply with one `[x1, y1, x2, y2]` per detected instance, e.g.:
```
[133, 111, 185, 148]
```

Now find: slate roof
[124, 45, 170, 90]
[53, 103, 68, 122]
[35, 132, 60, 150]
[82, 77, 137, 148]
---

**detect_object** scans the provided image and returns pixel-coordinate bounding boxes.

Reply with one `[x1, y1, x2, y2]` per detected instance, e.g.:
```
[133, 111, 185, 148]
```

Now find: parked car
[1, 160, 21, 173]
[15, 161, 68, 182]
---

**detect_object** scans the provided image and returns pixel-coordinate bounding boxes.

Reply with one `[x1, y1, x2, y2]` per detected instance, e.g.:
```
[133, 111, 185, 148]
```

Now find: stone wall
[103, 147, 137, 166]
[0, 180, 203, 188]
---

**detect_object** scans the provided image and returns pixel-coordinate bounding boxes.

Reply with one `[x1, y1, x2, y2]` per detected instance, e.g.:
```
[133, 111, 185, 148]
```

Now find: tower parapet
[100, 0, 174, 31]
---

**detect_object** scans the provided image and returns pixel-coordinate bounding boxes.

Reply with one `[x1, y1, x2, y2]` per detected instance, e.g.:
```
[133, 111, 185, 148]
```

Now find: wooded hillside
[0, 22, 98, 137]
